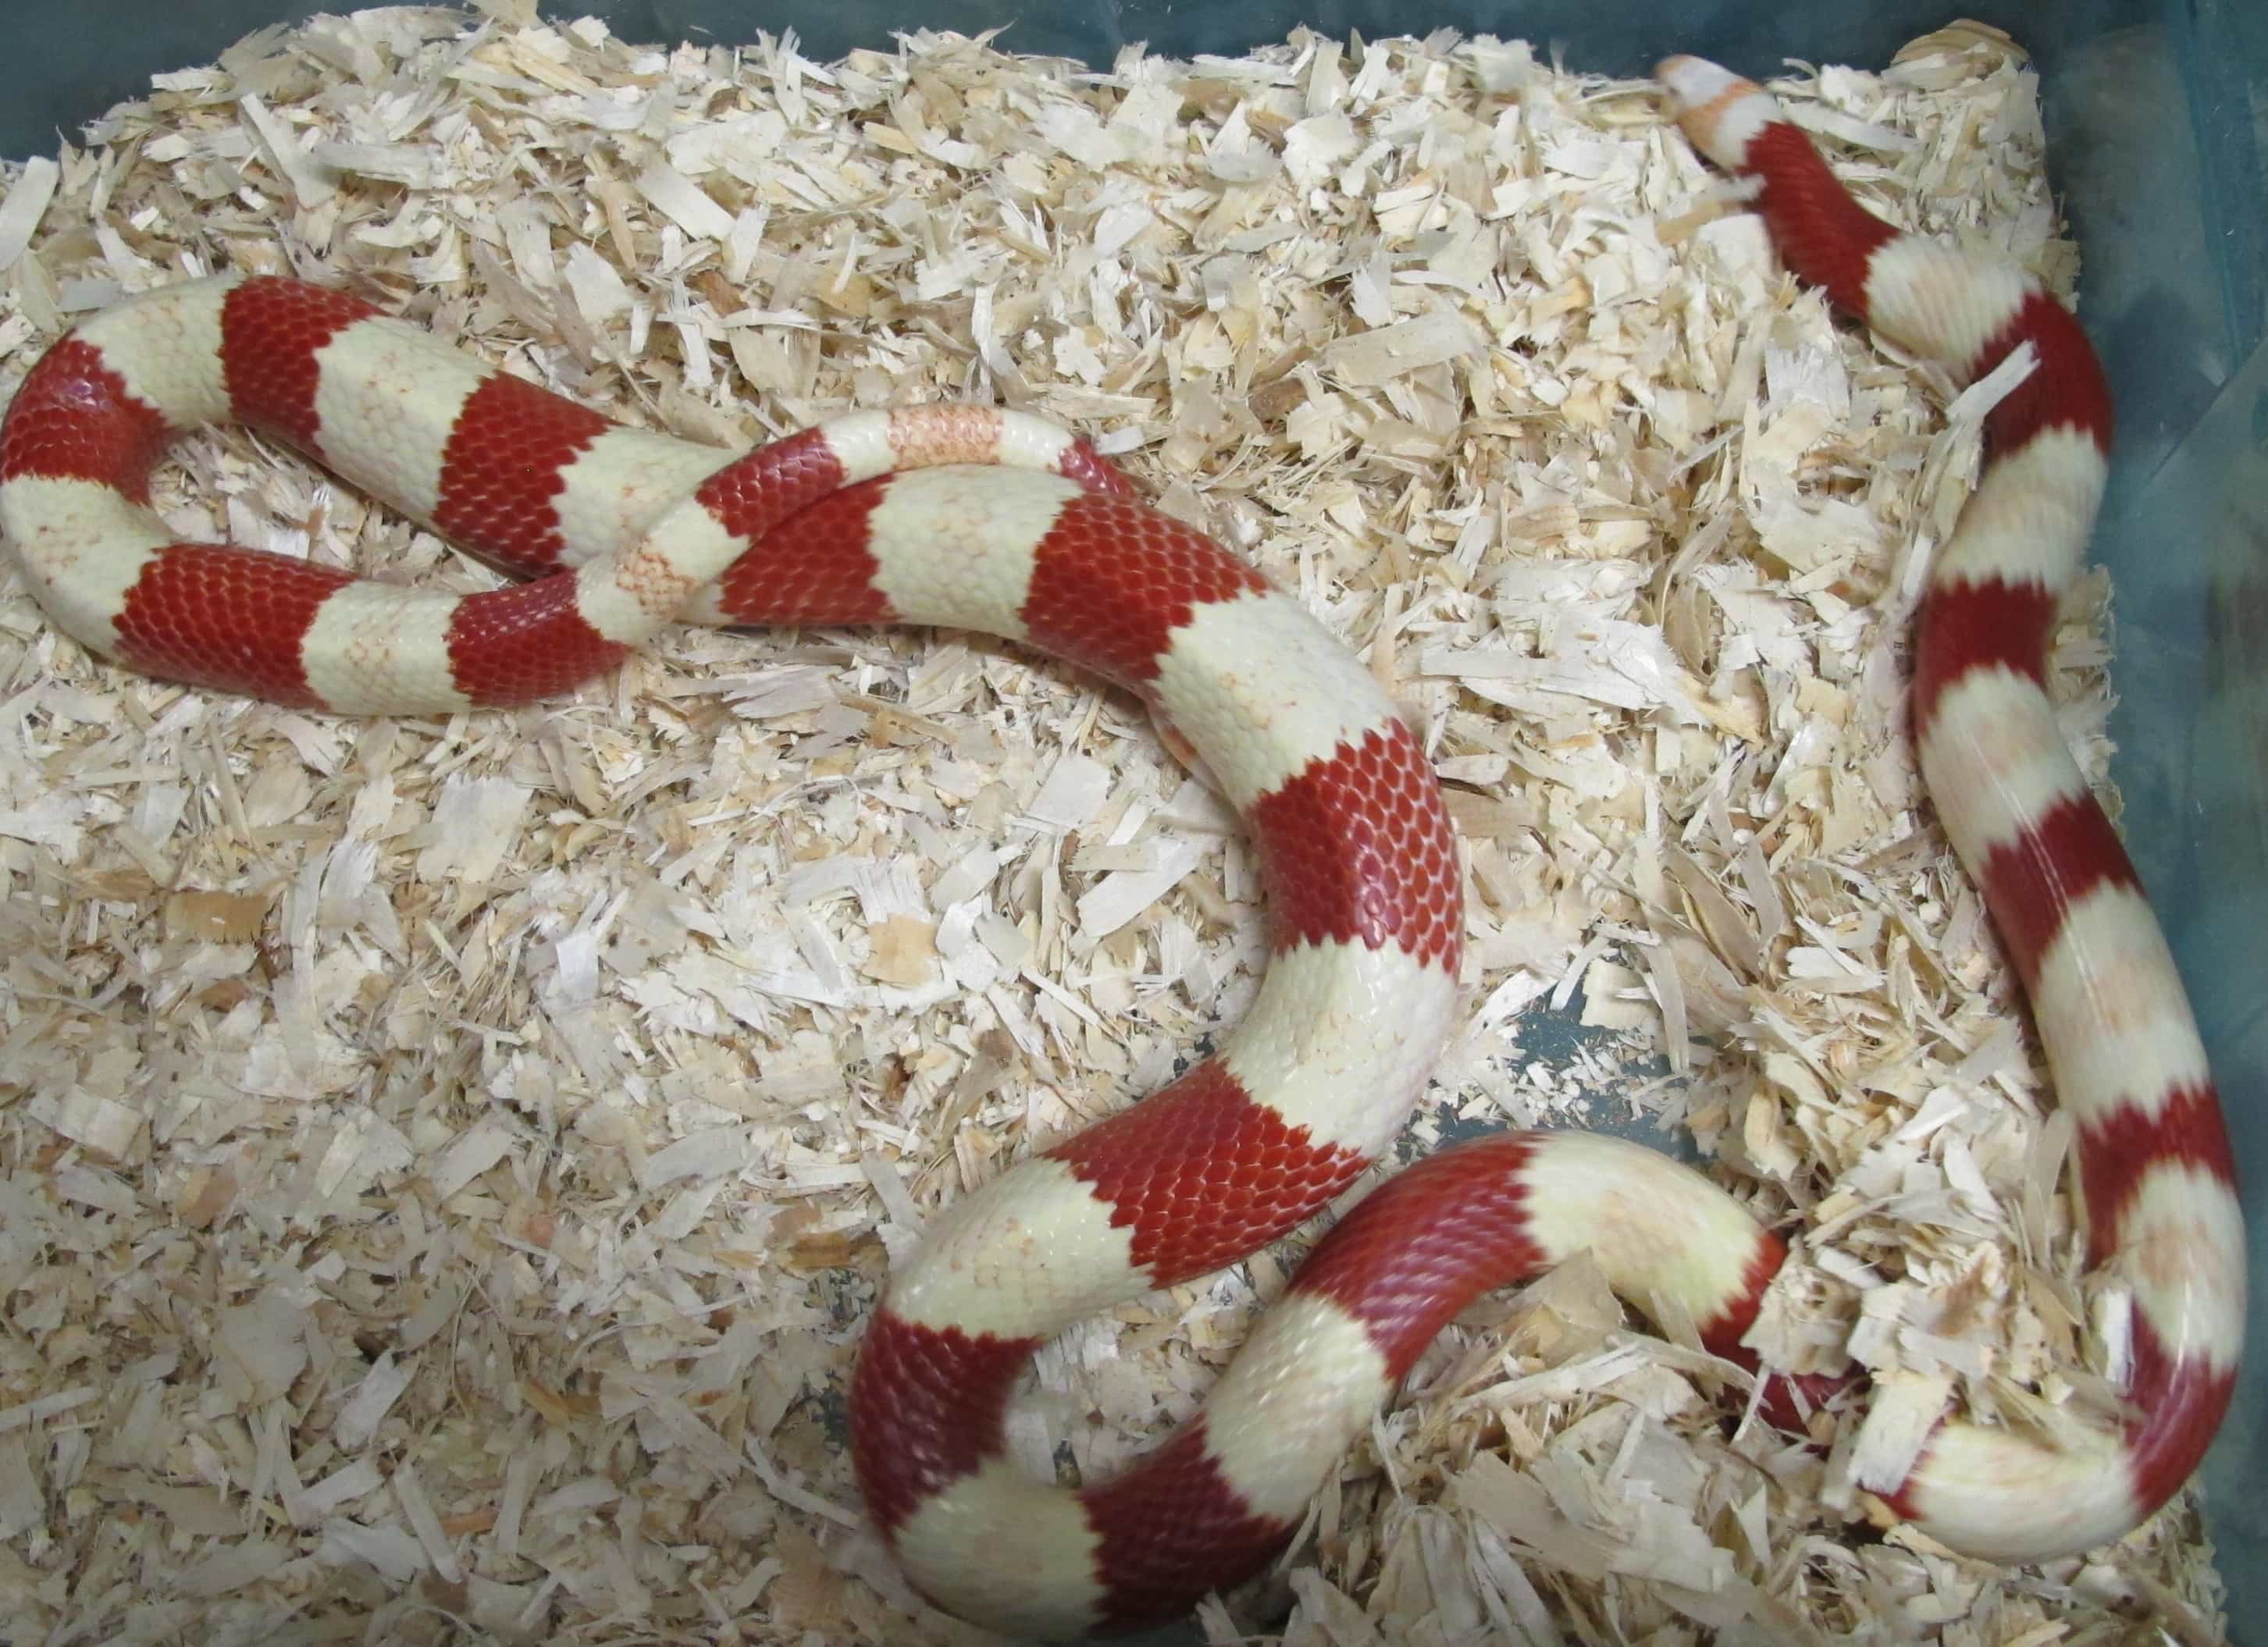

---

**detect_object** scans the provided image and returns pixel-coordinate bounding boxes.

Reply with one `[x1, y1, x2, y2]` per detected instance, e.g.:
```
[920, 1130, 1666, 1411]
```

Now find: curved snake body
[1657, 54, 2242, 1558]
[0, 52, 2243, 1642]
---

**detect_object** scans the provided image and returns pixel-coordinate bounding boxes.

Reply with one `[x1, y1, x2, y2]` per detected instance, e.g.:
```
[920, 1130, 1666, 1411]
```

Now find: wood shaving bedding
[0, 5, 2231, 1643]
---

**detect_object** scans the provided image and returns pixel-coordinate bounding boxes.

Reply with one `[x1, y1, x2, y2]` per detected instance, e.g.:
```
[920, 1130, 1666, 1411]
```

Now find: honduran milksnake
[0, 51, 2243, 1642]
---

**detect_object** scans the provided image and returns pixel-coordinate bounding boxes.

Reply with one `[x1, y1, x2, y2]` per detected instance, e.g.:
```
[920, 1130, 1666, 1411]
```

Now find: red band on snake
[0, 52, 2241, 1642]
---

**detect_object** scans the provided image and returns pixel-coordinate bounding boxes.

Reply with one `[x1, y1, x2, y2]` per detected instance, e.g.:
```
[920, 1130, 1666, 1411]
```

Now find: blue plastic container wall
[1, 0, 2259, 1635]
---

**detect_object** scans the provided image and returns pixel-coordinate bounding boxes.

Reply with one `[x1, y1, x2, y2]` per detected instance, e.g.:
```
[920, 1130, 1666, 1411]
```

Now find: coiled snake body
[0, 53, 2241, 1642]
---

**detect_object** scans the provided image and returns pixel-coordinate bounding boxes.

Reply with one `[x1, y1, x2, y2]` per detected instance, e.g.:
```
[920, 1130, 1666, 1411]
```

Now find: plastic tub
[2, 0, 2259, 1638]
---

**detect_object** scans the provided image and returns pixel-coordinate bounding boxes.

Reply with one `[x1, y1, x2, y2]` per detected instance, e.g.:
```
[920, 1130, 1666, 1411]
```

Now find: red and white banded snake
[0, 49, 2243, 1643]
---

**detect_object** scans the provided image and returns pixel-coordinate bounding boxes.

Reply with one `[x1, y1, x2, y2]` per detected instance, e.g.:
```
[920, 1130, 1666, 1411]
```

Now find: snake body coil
[0, 53, 2241, 1642]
